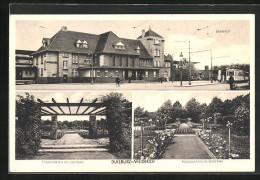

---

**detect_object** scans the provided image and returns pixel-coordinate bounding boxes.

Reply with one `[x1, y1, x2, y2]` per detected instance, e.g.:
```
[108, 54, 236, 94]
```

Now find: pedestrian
[229, 74, 234, 90]
[115, 77, 120, 87]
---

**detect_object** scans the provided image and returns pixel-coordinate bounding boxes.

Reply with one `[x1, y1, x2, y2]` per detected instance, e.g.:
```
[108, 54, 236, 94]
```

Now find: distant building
[16, 50, 36, 81]
[32, 26, 171, 83]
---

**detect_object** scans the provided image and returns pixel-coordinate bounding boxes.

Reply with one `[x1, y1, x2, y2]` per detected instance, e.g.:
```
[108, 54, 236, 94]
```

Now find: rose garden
[134, 93, 250, 159]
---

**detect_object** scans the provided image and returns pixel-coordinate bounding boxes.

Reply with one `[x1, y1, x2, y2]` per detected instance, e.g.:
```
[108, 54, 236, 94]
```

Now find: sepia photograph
[133, 91, 250, 159]
[14, 16, 252, 90]
[9, 14, 255, 173]
[15, 91, 132, 160]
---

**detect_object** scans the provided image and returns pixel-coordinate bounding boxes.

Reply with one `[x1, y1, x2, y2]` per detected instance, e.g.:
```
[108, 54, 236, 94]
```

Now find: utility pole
[210, 49, 213, 83]
[91, 52, 94, 84]
[189, 41, 191, 85]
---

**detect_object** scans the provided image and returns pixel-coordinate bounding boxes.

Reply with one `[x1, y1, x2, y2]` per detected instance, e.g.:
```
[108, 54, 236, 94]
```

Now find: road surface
[16, 81, 249, 90]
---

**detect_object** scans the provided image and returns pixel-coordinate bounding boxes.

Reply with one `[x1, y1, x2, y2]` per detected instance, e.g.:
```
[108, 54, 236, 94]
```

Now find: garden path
[163, 135, 213, 159]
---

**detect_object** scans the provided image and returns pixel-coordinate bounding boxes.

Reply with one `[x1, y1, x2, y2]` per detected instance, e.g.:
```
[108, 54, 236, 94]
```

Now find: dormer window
[82, 40, 88, 48]
[76, 40, 82, 48]
[114, 42, 125, 50]
[136, 46, 140, 53]
[43, 42, 47, 47]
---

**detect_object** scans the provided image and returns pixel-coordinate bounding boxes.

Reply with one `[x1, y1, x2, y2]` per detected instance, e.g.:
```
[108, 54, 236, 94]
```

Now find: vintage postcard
[9, 14, 255, 172]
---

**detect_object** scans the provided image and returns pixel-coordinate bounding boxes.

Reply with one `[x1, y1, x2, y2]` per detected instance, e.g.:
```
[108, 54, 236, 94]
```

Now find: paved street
[163, 135, 214, 159]
[16, 81, 249, 90]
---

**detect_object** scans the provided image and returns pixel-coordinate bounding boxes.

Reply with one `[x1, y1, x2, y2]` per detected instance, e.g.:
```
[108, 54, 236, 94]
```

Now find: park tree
[185, 98, 201, 122]
[157, 100, 173, 126]
[234, 103, 250, 135]
[207, 97, 224, 117]
[16, 93, 41, 159]
[171, 101, 185, 122]
[102, 92, 131, 158]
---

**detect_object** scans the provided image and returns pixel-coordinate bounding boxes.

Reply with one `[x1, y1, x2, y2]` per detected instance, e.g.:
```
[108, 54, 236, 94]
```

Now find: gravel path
[163, 135, 213, 159]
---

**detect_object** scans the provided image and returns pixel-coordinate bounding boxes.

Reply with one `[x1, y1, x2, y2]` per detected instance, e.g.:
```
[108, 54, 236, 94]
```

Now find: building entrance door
[125, 70, 128, 80]
[63, 75, 68, 83]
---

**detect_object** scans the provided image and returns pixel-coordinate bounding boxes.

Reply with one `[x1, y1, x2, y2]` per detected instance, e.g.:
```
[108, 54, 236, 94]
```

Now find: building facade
[16, 50, 36, 82]
[32, 26, 170, 83]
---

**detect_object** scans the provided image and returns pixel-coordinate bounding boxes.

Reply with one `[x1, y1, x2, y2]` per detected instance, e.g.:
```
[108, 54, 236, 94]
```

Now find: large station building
[32, 26, 171, 83]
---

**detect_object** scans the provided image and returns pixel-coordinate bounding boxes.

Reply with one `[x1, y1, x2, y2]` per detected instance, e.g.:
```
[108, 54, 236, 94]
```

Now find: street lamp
[140, 120, 144, 156]
[179, 52, 183, 86]
[174, 40, 192, 85]
[226, 121, 233, 158]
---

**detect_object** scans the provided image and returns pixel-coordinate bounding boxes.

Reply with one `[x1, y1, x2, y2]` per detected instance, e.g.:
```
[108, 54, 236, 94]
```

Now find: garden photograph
[15, 91, 132, 160]
[133, 91, 250, 160]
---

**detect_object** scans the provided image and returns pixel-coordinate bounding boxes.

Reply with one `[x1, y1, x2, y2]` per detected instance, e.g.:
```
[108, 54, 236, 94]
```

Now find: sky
[16, 91, 132, 121]
[133, 91, 249, 112]
[15, 15, 252, 70]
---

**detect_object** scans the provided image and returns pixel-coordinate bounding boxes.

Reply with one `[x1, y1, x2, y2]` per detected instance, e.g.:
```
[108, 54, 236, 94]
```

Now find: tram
[226, 69, 249, 83]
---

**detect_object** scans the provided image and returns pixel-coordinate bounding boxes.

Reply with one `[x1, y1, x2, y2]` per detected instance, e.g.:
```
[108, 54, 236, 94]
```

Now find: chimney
[61, 26, 67, 31]
[142, 29, 145, 38]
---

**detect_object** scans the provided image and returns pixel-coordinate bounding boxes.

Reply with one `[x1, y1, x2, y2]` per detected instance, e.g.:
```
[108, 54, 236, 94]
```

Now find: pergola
[37, 97, 132, 116]
[37, 97, 132, 139]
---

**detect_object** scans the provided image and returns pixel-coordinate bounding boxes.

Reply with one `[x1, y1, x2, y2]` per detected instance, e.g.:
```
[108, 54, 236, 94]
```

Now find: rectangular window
[145, 70, 148, 78]
[154, 61, 156, 67]
[157, 61, 160, 67]
[84, 55, 92, 64]
[154, 71, 157, 77]
[154, 39, 159, 45]
[63, 60, 68, 69]
[44, 60, 46, 70]
[115, 70, 119, 77]
[140, 60, 144, 67]
[41, 68, 43, 77]
[25, 70, 28, 75]
[104, 69, 108, 77]
[72, 54, 78, 63]
[72, 68, 78, 76]
[36, 56, 38, 65]
[96, 70, 100, 77]
[41, 54, 43, 64]
[62, 52, 69, 58]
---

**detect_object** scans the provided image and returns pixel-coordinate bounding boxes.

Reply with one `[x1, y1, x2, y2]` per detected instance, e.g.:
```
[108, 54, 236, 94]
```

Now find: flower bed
[174, 127, 194, 134]
[197, 130, 250, 159]
[134, 130, 173, 159]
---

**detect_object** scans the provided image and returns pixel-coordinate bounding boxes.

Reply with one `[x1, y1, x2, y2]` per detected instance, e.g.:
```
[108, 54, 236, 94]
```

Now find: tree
[102, 92, 131, 158]
[234, 103, 250, 135]
[171, 101, 185, 122]
[207, 97, 224, 117]
[157, 100, 173, 126]
[16, 93, 41, 159]
[185, 98, 201, 122]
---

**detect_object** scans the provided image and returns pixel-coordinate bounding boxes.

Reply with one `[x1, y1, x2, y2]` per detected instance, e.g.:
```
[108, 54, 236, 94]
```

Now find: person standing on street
[229, 74, 234, 90]
[116, 77, 120, 87]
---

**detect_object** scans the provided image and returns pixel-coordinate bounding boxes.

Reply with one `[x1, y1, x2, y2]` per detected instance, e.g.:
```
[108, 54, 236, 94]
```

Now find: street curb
[196, 136, 217, 159]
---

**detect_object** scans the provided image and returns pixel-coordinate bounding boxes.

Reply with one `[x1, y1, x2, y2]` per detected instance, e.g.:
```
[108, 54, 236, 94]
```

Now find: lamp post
[174, 40, 191, 85]
[179, 52, 183, 86]
[226, 121, 233, 158]
[140, 120, 143, 156]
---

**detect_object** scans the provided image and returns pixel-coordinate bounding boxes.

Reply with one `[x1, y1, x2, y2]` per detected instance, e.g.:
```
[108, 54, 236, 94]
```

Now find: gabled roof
[33, 30, 100, 55]
[137, 29, 163, 39]
[32, 29, 153, 58]
[95, 31, 139, 56]
[121, 38, 153, 59]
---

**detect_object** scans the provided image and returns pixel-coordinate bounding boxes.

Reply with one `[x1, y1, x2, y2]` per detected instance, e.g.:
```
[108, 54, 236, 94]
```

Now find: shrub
[16, 93, 41, 159]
